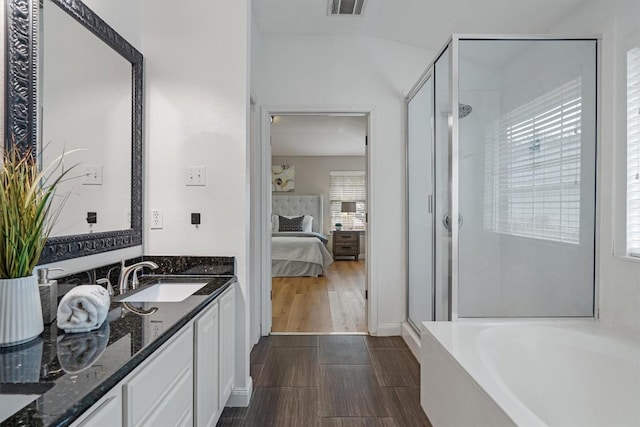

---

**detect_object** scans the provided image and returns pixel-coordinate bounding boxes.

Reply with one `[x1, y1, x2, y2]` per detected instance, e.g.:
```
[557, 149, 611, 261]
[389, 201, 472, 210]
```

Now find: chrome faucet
[118, 261, 159, 295]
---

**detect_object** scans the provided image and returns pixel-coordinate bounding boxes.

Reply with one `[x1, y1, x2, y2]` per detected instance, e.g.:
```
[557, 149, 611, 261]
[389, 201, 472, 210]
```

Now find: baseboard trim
[402, 322, 421, 361]
[371, 323, 402, 336]
[226, 376, 253, 407]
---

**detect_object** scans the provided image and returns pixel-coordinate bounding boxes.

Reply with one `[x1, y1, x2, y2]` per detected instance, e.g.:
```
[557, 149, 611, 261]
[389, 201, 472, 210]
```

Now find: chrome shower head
[459, 103, 472, 119]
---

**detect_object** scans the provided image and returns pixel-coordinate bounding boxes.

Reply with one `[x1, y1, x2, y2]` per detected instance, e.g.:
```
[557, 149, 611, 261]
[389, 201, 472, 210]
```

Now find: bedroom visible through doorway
[270, 114, 368, 333]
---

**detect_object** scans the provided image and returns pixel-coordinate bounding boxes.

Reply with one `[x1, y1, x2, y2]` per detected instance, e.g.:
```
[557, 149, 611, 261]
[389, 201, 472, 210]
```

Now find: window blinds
[484, 78, 583, 244]
[329, 171, 366, 230]
[627, 47, 640, 256]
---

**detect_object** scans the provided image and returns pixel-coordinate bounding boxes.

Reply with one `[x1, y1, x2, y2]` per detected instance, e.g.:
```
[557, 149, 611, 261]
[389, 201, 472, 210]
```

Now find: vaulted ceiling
[256, 0, 592, 157]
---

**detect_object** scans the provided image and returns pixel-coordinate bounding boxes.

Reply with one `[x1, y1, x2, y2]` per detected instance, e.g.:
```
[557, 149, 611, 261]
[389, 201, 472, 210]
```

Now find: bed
[271, 195, 333, 277]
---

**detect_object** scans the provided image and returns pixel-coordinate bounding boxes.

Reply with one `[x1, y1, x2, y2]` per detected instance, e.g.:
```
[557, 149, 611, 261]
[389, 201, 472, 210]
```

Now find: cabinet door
[138, 368, 193, 427]
[219, 286, 235, 408]
[195, 301, 220, 427]
[125, 325, 193, 426]
[72, 386, 122, 427]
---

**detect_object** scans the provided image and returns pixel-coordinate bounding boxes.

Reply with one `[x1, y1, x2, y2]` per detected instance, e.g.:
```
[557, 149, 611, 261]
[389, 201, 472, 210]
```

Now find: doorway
[259, 109, 372, 335]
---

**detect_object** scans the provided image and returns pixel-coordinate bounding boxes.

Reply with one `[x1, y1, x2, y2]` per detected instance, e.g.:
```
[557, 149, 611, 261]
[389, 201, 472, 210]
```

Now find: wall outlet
[150, 320, 163, 339]
[86, 212, 97, 224]
[83, 165, 103, 185]
[150, 209, 163, 229]
[191, 212, 201, 225]
[186, 166, 206, 186]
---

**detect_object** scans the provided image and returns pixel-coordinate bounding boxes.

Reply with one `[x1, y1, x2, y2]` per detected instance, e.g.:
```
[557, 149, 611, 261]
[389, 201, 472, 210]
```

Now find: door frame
[258, 105, 375, 335]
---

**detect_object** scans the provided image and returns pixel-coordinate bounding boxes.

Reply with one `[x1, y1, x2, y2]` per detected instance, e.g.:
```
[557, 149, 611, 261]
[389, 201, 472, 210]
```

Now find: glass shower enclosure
[407, 36, 598, 329]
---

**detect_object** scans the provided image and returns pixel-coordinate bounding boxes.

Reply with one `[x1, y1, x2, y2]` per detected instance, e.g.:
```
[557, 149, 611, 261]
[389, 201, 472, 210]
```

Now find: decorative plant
[335, 223, 343, 228]
[0, 143, 77, 279]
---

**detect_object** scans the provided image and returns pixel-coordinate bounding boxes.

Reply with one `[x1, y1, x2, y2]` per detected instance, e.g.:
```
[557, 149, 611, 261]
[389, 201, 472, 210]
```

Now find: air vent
[329, 0, 366, 16]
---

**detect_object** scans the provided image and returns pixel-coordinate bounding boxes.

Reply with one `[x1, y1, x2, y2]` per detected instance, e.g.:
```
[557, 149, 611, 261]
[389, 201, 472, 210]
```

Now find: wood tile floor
[272, 261, 367, 333]
[217, 335, 431, 427]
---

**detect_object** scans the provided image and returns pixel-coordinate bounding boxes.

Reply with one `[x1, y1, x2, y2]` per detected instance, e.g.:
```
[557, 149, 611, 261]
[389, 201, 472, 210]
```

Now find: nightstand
[332, 230, 360, 260]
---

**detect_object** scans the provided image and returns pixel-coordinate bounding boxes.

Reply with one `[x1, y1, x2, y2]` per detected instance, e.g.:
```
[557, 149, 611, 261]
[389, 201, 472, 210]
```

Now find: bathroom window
[330, 171, 366, 230]
[484, 78, 582, 244]
[626, 47, 640, 256]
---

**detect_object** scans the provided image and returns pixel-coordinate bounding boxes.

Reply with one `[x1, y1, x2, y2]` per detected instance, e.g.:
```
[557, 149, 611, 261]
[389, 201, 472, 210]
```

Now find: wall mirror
[5, 0, 143, 263]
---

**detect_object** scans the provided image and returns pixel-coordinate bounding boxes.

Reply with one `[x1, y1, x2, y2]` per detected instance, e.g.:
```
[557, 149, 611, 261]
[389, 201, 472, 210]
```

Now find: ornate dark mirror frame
[5, 0, 143, 263]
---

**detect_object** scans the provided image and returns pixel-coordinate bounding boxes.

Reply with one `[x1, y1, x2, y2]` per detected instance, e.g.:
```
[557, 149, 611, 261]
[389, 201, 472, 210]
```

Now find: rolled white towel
[57, 285, 110, 333]
[57, 322, 110, 373]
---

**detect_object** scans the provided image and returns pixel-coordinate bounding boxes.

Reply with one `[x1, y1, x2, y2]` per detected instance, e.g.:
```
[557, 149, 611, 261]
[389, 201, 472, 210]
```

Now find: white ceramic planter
[0, 275, 44, 347]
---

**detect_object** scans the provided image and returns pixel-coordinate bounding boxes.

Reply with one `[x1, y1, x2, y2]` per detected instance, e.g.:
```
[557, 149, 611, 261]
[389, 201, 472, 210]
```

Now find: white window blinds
[484, 78, 583, 244]
[329, 171, 366, 230]
[626, 47, 640, 256]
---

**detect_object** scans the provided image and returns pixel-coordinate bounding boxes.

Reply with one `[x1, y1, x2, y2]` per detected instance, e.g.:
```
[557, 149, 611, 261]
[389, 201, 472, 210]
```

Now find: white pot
[0, 275, 44, 347]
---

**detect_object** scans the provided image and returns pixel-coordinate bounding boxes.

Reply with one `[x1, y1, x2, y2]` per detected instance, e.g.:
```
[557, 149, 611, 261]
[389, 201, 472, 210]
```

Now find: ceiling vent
[329, 0, 366, 16]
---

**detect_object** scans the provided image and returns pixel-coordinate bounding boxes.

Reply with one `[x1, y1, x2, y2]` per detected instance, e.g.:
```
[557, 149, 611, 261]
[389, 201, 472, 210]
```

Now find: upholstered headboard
[272, 195, 323, 234]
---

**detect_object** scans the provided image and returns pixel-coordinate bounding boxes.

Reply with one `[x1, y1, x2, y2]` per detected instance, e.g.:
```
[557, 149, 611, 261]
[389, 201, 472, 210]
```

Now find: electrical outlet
[150, 209, 163, 229]
[150, 321, 163, 339]
[86, 212, 97, 224]
[185, 166, 206, 186]
[83, 165, 103, 185]
[191, 212, 201, 225]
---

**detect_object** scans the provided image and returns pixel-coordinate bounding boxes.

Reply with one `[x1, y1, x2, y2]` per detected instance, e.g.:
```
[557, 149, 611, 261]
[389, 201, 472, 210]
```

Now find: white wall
[548, 0, 640, 336]
[142, 0, 251, 400]
[257, 35, 433, 334]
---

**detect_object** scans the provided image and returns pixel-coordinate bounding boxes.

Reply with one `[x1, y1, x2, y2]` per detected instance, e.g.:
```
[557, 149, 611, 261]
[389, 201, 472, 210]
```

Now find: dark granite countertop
[0, 275, 236, 426]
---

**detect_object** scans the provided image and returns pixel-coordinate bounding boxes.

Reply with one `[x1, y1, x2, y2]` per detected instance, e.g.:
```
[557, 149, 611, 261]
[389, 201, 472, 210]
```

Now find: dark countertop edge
[51, 276, 236, 427]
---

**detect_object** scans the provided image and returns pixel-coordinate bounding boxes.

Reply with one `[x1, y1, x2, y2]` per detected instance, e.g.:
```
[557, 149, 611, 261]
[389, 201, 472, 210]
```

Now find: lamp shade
[341, 202, 357, 213]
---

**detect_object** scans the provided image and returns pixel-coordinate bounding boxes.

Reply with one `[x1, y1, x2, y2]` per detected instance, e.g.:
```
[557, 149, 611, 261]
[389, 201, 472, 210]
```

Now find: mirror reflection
[40, 0, 132, 237]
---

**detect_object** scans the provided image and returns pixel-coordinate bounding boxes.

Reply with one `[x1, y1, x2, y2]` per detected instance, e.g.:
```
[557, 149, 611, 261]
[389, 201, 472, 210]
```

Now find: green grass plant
[0, 143, 77, 279]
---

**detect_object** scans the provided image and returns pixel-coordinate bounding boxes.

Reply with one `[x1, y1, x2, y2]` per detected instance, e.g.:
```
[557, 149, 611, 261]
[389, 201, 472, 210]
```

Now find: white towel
[57, 285, 110, 333]
[57, 322, 110, 373]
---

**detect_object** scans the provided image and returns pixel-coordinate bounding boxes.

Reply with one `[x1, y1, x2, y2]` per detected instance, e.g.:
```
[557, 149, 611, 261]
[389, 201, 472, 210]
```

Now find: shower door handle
[442, 212, 463, 231]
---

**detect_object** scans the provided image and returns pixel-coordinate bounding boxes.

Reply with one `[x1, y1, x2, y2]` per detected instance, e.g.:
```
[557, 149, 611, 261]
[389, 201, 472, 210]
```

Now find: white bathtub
[421, 321, 640, 427]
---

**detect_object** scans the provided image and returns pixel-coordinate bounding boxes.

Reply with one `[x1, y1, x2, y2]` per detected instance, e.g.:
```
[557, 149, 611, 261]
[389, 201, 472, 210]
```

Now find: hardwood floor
[272, 260, 366, 333]
[217, 335, 431, 427]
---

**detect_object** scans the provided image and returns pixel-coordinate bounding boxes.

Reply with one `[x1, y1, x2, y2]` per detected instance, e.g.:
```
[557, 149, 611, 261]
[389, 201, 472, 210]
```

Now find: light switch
[185, 166, 206, 186]
[83, 165, 103, 185]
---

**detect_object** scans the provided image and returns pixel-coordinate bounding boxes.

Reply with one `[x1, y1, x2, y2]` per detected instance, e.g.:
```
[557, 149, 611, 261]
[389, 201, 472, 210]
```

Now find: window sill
[613, 254, 640, 264]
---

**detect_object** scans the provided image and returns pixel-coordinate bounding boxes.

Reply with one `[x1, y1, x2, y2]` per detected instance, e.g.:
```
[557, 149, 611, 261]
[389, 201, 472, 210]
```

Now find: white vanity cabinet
[194, 284, 235, 427]
[194, 299, 220, 427]
[125, 324, 194, 426]
[219, 286, 235, 408]
[71, 281, 236, 427]
[71, 385, 123, 427]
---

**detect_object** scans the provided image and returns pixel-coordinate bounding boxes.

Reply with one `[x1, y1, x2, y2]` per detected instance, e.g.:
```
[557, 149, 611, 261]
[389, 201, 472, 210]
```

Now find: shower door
[407, 72, 434, 328]
[455, 39, 597, 317]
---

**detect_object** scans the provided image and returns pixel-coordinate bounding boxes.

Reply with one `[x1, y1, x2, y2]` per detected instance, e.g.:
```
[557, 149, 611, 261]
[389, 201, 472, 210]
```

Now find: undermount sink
[119, 282, 208, 303]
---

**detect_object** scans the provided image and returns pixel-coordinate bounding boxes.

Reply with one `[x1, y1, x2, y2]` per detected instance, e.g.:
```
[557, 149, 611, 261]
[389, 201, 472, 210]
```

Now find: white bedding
[271, 234, 333, 277]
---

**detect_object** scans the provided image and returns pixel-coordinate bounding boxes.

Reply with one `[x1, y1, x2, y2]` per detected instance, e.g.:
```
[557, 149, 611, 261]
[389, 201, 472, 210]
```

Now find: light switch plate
[185, 166, 206, 186]
[83, 165, 103, 185]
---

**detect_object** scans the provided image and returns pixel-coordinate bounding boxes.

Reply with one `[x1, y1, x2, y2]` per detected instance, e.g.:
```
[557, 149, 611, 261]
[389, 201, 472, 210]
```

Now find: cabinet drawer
[335, 245, 358, 254]
[335, 233, 358, 243]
